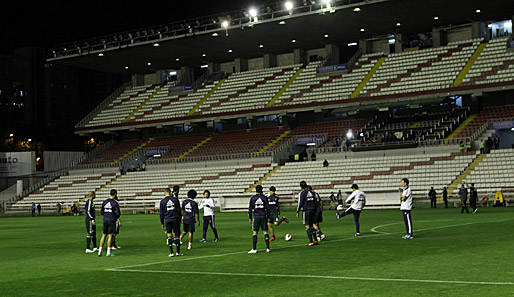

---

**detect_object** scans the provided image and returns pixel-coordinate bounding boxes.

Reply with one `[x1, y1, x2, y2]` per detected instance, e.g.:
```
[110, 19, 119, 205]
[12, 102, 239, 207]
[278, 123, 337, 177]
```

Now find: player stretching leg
[248, 185, 270, 253]
[336, 184, 366, 236]
[267, 186, 288, 241]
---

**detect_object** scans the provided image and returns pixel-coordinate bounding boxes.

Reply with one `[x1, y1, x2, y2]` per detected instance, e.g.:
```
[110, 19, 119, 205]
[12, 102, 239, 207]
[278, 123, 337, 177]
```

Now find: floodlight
[360, 28, 365, 32]
[28, 139, 32, 142]
[202, 53, 207, 57]
[124, 66, 129, 69]
[279, 20, 286, 25]
[212, 32, 219, 37]
[153, 43, 160, 47]
[475, 9, 481, 13]
[346, 130, 353, 139]
[353, 7, 361, 12]
[221, 20, 229, 28]
[434, 16, 439, 20]
[348, 42, 358, 46]
[249, 8, 257, 17]
[147, 62, 152, 66]
[228, 49, 233, 53]
[396, 22, 401, 26]
[259, 44, 264, 48]
[98, 53, 104, 57]
[322, 0, 330, 3]
[9, 133, 14, 137]
[285, 1, 294, 11]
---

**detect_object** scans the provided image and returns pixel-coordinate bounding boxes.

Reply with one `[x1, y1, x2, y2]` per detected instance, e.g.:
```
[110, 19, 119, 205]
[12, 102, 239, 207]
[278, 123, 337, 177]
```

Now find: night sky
[1, 1, 275, 54]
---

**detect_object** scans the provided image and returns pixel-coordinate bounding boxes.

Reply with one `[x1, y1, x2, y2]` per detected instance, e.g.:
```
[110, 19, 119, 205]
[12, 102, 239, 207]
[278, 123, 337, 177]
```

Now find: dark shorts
[252, 218, 268, 232]
[302, 210, 317, 226]
[165, 220, 181, 235]
[315, 211, 323, 224]
[103, 221, 116, 235]
[86, 220, 96, 234]
[268, 212, 279, 224]
[183, 223, 196, 233]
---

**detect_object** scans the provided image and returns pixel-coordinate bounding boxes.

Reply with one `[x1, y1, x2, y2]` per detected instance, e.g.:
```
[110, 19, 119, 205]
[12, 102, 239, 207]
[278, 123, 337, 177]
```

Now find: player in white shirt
[400, 178, 414, 239]
[336, 184, 366, 236]
[198, 190, 219, 243]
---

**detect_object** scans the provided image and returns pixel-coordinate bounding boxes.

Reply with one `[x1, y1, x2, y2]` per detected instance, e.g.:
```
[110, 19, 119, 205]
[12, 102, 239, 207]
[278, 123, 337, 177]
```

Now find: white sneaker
[92, 248, 98, 252]
[355, 233, 360, 237]
[168, 253, 174, 257]
[266, 248, 271, 253]
[187, 245, 192, 250]
[175, 253, 182, 257]
[320, 234, 326, 241]
[248, 249, 257, 254]
[85, 249, 94, 253]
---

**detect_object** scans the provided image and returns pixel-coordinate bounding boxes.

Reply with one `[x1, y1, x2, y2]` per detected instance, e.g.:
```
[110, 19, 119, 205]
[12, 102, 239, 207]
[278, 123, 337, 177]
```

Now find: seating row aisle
[360, 39, 481, 96]
[462, 37, 514, 86]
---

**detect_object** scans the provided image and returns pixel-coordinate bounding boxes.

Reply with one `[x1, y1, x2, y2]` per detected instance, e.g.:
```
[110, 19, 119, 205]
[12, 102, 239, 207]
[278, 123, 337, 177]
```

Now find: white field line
[107, 218, 511, 272]
[107, 269, 514, 286]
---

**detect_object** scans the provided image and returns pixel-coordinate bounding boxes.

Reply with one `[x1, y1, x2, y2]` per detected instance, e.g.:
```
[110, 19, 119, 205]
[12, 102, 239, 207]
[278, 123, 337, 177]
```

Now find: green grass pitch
[1, 207, 514, 296]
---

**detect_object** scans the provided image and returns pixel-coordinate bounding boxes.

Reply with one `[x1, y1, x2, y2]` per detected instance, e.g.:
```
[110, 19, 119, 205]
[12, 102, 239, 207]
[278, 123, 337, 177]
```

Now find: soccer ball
[284, 234, 292, 241]
[336, 204, 345, 212]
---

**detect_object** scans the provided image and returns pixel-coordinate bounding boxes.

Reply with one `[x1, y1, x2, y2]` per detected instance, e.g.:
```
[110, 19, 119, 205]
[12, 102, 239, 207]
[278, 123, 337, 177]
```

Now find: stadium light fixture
[147, 62, 152, 66]
[221, 20, 229, 28]
[9, 133, 14, 137]
[202, 53, 207, 57]
[249, 8, 258, 22]
[475, 9, 481, 13]
[212, 32, 219, 37]
[389, 38, 396, 44]
[353, 7, 361, 12]
[259, 44, 264, 48]
[396, 22, 401, 26]
[322, 0, 331, 9]
[176, 58, 180, 61]
[292, 39, 296, 43]
[346, 130, 353, 139]
[285, 1, 294, 12]
[98, 53, 104, 57]
[279, 20, 286, 25]
[153, 43, 160, 47]
[360, 28, 365, 32]
[228, 49, 233, 53]
[201, 64, 208, 69]
[28, 138, 32, 142]
[124, 66, 129, 69]
[348, 42, 358, 46]
[324, 34, 329, 38]
[434, 16, 439, 20]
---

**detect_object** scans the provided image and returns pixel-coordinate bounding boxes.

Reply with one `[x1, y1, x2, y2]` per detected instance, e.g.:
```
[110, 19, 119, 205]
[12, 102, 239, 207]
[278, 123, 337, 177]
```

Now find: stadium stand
[453, 105, 514, 139]
[359, 39, 482, 97]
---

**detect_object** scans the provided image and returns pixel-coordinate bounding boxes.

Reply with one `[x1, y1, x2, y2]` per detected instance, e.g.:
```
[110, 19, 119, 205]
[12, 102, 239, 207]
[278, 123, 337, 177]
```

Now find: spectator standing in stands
[328, 192, 337, 210]
[345, 138, 352, 152]
[466, 183, 478, 214]
[180, 189, 200, 250]
[400, 178, 414, 239]
[31, 202, 35, 217]
[248, 185, 270, 254]
[459, 141, 465, 152]
[160, 187, 182, 257]
[493, 135, 500, 150]
[37, 203, 41, 216]
[466, 139, 472, 152]
[485, 137, 493, 153]
[479, 140, 485, 154]
[442, 187, 448, 208]
[98, 189, 121, 257]
[85, 191, 98, 253]
[198, 190, 220, 243]
[311, 151, 316, 161]
[458, 184, 470, 214]
[336, 184, 366, 236]
[428, 187, 437, 208]
[323, 159, 329, 167]
[336, 190, 343, 205]
[56, 202, 61, 216]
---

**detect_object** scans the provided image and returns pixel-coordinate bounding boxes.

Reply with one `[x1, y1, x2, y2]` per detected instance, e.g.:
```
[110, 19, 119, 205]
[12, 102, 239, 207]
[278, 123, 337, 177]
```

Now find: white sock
[98, 247, 102, 255]
[188, 242, 192, 248]
[107, 247, 111, 255]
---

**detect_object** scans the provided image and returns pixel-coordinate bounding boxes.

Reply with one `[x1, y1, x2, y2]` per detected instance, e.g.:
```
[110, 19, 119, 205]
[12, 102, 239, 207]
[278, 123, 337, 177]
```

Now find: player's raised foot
[198, 238, 206, 243]
[168, 253, 175, 257]
[320, 234, 326, 241]
[336, 212, 341, 219]
[355, 233, 360, 237]
[248, 249, 258, 254]
[266, 248, 271, 253]
[270, 236, 276, 241]
[106, 254, 115, 257]
[212, 238, 219, 242]
[283, 216, 289, 223]
[85, 249, 94, 253]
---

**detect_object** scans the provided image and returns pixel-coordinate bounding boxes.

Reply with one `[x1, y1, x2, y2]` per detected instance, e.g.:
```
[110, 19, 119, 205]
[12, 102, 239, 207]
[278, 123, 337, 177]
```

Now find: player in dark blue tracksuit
[267, 186, 289, 241]
[84, 191, 98, 253]
[296, 181, 319, 246]
[160, 187, 182, 257]
[98, 189, 121, 257]
[248, 185, 270, 253]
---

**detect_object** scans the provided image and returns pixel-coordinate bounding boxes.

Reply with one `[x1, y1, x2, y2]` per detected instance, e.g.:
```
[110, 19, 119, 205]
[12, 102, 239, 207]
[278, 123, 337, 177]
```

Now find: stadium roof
[48, 0, 514, 75]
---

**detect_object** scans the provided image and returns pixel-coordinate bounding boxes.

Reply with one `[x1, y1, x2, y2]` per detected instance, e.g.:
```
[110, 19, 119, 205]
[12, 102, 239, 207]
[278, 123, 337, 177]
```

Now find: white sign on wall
[0, 152, 36, 176]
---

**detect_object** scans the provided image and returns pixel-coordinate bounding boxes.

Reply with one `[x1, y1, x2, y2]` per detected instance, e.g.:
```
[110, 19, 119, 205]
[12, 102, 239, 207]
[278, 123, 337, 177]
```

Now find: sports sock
[107, 247, 111, 255]
[174, 237, 181, 254]
[92, 235, 97, 248]
[252, 234, 257, 250]
[86, 236, 91, 249]
[264, 233, 270, 249]
[97, 247, 102, 255]
[306, 228, 313, 242]
[167, 237, 174, 254]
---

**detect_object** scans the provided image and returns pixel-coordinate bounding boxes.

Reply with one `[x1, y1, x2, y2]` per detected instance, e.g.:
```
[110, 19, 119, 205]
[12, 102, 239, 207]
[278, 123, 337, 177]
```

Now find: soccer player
[180, 189, 200, 250]
[296, 181, 318, 246]
[400, 178, 414, 239]
[336, 184, 366, 236]
[98, 189, 121, 257]
[198, 190, 219, 243]
[267, 186, 289, 241]
[160, 187, 182, 257]
[309, 185, 325, 241]
[111, 194, 121, 250]
[248, 185, 270, 253]
[85, 191, 98, 253]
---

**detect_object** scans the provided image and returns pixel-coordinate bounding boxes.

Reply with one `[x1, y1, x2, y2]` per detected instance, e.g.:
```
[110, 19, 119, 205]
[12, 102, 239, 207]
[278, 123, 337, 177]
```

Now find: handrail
[75, 82, 132, 128]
